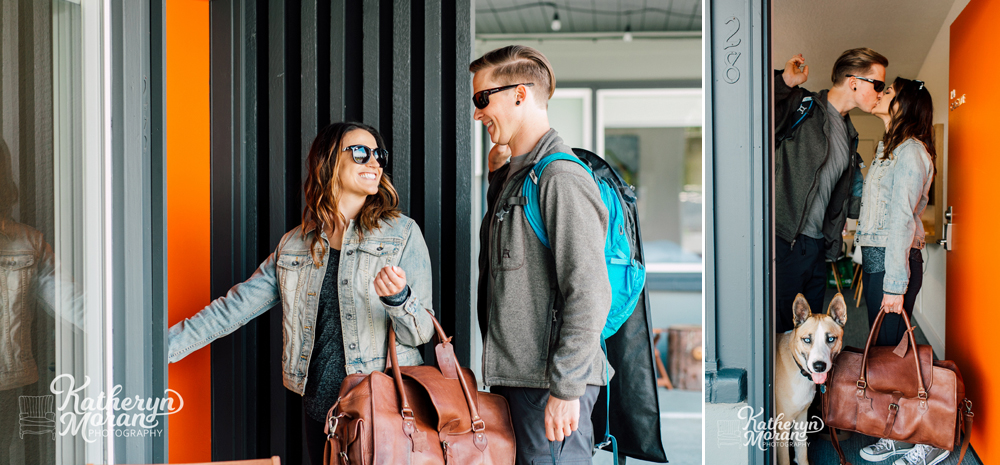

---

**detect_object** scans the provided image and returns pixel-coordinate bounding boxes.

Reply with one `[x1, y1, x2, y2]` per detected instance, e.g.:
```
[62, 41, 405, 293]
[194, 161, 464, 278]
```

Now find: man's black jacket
[774, 69, 864, 260]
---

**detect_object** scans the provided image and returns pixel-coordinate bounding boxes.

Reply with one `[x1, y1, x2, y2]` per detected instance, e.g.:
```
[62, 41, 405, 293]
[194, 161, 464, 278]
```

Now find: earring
[516, 100, 521, 105]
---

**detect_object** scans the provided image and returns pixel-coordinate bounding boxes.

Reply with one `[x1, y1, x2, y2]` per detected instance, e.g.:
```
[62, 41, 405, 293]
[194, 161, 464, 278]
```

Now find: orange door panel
[166, 0, 212, 461]
[947, 1, 999, 461]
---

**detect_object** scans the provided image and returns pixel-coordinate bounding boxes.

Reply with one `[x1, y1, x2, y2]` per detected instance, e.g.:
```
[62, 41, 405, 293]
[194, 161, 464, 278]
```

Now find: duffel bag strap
[956, 399, 974, 464]
[828, 426, 852, 465]
[859, 309, 927, 401]
[426, 311, 490, 452]
[388, 324, 427, 453]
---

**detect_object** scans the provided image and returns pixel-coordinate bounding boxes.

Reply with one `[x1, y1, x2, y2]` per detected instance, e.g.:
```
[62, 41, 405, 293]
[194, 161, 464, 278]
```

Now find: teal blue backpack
[522, 149, 645, 464]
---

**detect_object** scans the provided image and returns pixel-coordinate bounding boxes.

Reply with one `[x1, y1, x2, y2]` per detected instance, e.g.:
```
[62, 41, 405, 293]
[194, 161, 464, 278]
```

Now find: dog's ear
[827, 293, 848, 327]
[792, 294, 811, 327]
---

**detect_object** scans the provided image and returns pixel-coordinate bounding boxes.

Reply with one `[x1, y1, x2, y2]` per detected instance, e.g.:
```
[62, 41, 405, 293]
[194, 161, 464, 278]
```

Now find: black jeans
[862, 248, 924, 347]
[775, 235, 828, 333]
[491, 385, 601, 465]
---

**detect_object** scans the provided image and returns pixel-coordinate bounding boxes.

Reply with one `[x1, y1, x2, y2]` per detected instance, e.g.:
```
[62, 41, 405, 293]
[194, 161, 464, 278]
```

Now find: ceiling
[474, 0, 702, 34]
[772, 0, 955, 86]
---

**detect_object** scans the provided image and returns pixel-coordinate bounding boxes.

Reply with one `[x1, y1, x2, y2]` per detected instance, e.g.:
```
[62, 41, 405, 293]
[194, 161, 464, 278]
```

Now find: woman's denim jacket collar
[168, 215, 436, 395]
[854, 138, 934, 294]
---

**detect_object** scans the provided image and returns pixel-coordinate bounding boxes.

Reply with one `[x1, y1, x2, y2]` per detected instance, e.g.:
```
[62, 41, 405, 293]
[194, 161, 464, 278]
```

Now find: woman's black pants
[862, 248, 924, 347]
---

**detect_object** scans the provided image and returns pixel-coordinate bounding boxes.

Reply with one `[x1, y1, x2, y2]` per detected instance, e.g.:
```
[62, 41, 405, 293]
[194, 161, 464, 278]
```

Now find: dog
[775, 293, 847, 465]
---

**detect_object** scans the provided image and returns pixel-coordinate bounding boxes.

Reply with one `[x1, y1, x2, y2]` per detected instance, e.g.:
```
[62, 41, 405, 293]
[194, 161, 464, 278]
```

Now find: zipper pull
[790, 239, 797, 251]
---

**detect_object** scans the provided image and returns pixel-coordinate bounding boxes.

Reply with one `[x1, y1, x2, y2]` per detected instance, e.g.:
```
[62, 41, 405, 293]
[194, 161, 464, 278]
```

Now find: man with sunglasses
[773, 47, 888, 333]
[469, 45, 612, 464]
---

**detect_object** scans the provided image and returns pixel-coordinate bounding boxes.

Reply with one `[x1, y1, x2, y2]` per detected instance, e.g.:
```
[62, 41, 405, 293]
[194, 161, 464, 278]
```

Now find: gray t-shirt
[506, 152, 531, 183]
[801, 101, 851, 239]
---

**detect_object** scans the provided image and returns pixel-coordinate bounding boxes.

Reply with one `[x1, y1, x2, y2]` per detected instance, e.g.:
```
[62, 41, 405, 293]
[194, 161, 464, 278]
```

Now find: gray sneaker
[893, 444, 951, 465]
[860, 438, 914, 461]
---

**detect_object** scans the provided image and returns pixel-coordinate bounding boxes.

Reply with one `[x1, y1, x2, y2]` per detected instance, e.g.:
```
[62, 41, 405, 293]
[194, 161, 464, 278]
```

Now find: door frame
[704, 0, 773, 463]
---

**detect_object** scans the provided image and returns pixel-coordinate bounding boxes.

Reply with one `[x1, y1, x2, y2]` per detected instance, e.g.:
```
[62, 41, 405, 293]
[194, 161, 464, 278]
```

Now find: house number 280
[723, 17, 741, 84]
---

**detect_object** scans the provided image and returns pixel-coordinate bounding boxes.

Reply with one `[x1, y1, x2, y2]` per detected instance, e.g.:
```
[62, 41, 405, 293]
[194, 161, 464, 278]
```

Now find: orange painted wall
[166, 0, 212, 461]
[947, 1, 999, 461]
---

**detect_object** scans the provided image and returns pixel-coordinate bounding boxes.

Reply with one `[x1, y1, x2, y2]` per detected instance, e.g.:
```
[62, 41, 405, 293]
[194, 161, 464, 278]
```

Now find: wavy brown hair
[302, 122, 401, 266]
[881, 77, 936, 173]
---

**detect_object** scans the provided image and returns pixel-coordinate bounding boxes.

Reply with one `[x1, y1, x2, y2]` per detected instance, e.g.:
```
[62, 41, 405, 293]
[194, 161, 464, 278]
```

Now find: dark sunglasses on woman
[344, 144, 388, 168]
[846, 74, 885, 93]
[472, 83, 534, 110]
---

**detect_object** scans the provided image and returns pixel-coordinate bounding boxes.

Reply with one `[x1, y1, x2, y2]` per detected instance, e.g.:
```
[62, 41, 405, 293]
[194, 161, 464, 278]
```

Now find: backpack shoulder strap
[777, 95, 815, 143]
[522, 152, 594, 248]
[529, 152, 592, 185]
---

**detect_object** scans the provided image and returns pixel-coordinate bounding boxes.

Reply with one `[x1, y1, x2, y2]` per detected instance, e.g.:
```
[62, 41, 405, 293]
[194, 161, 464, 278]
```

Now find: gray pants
[491, 385, 601, 465]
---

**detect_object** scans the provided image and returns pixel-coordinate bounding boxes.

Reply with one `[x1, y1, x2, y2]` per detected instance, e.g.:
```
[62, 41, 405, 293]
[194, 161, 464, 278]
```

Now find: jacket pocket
[276, 253, 314, 342]
[1, 253, 37, 362]
[495, 208, 526, 271]
[276, 254, 313, 301]
[357, 240, 401, 276]
[542, 293, 558, 362]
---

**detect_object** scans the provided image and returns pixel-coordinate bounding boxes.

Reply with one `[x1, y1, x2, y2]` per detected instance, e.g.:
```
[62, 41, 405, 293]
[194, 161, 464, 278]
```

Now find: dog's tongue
[811, 371, 828, 385]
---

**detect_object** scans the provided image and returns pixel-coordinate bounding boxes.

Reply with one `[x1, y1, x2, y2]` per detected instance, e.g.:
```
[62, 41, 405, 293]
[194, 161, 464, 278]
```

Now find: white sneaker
[892, 444, 951, 465]
[860, 438, 913, 461]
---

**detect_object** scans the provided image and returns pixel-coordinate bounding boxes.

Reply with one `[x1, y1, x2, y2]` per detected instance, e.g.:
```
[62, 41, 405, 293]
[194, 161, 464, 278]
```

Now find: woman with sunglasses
[854, 78, 941, 465]
[166, 122, 436, 463]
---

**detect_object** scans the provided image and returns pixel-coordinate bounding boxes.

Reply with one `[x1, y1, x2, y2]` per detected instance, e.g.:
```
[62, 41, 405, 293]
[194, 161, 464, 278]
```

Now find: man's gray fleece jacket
[477, 129, 613, 401]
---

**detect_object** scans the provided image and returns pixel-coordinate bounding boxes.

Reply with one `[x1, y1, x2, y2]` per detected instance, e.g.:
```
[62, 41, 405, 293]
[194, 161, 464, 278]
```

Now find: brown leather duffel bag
[323, 311, 515, 464]
[822, 308, 974, 465]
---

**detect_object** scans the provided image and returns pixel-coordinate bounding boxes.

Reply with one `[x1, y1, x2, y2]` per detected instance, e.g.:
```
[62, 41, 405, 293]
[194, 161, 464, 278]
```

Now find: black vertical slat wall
[208, 1, 474, 462]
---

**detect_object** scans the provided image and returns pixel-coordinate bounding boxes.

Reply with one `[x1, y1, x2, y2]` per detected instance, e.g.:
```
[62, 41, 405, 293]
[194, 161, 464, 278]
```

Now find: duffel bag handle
[858, 308, 927, 399]
[387, 309, 489, 436]
[387, 324, 417, 422]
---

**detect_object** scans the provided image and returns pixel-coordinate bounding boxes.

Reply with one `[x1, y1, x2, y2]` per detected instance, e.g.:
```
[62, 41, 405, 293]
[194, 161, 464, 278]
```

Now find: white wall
[848, 0, 969, 359]
[475, 37, 701, 82]
[910, 0, 971, 358]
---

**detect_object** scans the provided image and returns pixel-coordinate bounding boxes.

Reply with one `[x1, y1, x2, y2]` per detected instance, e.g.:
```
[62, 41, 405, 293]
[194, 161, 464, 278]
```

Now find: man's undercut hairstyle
[830, 47, 889, 86]
[469, 45, 556, 104]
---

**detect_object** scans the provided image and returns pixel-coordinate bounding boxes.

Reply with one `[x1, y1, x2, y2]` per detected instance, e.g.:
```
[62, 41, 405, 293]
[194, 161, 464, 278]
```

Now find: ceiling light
[623, 24, 633, 42]
[551, 11, 562, 31]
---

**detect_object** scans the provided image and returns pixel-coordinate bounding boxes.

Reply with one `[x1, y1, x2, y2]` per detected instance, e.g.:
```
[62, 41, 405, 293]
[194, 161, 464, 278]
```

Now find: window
[0, 1, 110, 463]
[597, 89, 703, 272]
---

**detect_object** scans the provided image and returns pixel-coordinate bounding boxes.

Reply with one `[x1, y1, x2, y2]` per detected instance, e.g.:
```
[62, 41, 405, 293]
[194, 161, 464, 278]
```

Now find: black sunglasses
[472, 83, 534, 110]
[343, 144, 388, 168]
[846, 74, 885, 93]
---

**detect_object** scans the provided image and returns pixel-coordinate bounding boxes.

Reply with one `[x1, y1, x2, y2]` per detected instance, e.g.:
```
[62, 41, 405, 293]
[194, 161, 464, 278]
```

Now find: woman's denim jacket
[167, 215, 436, 395]
[0, 222, 85, 390]
[854, 138, 934, 295]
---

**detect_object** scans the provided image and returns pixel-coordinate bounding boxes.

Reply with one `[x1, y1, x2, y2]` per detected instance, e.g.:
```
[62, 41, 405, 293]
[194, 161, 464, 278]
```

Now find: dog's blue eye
[803, 337, 811, 344]
[827, 336, 836, 343]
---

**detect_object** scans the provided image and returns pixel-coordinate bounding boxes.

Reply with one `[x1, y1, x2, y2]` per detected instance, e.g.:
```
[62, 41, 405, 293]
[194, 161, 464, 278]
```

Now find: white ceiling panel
[771, 0, 955, 86]
[475, 0, 702, 34]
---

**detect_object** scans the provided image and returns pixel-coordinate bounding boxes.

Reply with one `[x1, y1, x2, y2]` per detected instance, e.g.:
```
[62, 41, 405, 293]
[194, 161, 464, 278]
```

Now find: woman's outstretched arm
[167, 249, 281, 363]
